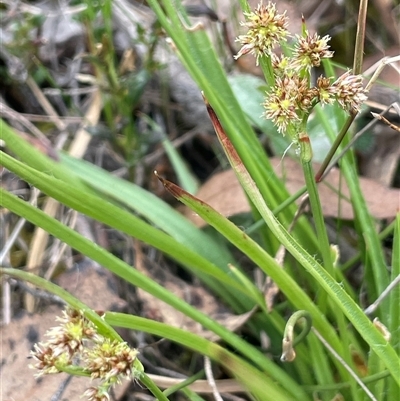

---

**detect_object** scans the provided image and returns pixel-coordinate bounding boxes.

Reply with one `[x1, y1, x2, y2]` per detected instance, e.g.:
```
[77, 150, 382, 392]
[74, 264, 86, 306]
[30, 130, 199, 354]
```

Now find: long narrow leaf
[106, 312, 294, 401]
[205, 101, 400, 384]
[59, 153, 233, 270]
[0, 151, 254, 306]
[0, 188, 309, 400]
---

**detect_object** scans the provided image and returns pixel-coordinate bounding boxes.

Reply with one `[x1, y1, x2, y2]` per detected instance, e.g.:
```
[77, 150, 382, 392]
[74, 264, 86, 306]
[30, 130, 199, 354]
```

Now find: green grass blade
[0, 187, 309, 400]
[387, 214, 400, 399]
[206, 107, 400, 384]
[105, 312, 299, 401]
[390, 214, 400, 349]
[0, 119, 86, 189]
[0, 151, 252, 306]
[59, 153, 233, 271]
[162, 137, 199, 194]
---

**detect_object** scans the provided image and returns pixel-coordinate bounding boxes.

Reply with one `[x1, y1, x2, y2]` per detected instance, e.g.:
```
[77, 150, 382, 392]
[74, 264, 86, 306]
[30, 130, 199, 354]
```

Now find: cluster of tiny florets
[235, 2, 368, 136]
[85, 338, 139, 382]
[331, 71, 368, 113]
[30, 309, 98, 374]
[291, 31, 334, 71]
[31, 342, 67, 375]
[316, 75, 334, 105]
[234, 2, 289, 65]
[270, 53, 290, 74]
[263, 75, 313, 133]
[30, 309, 140, 401]
[83, 386, 111, 401]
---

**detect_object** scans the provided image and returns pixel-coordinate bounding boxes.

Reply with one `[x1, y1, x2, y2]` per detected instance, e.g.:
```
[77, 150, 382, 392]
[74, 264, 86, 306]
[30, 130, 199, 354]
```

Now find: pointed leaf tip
[201, 91, 210, 107]
[154, 171, 185, 200]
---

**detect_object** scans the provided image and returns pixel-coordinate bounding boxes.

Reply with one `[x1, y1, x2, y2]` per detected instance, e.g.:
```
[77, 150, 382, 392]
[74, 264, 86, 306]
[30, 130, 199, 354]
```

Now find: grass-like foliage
[0, 1, 399, 400]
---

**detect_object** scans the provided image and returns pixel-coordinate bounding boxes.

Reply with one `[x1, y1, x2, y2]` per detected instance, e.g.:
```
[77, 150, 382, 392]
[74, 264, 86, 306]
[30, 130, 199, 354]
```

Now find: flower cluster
[85, 338, 139, 382]
[331, 71, 368, 113]
[291, 31, 334, 71]
[263, 75, 313, 133]
[234, 2, 368, 137]
[30, 309, 140, 401]
[234, 2, 289, 65]
[30, 309, 100, 376]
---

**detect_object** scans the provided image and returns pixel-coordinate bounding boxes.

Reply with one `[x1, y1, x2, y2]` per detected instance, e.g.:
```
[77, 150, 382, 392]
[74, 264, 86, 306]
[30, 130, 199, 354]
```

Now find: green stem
[238, 0, 251, 13]
[315, 113, 355, 183]
[302, 370, 390, 392]
[300, 132, 333, 277]
[340, 222, 395, 272]
[245, 186, 309, 235]
[316, 105, 390, 316]
[163, 370, 205, 396]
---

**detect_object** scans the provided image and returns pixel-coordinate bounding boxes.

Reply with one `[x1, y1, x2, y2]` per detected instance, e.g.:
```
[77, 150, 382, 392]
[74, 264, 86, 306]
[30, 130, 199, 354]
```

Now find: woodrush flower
[84, 338, 139, 382]
[316, 75, 335, 105]
[263, 74, 311, 133]
[45, 309, 100, 357]
[292, 31, 334, 71]
[271, 53, 290, 75]
[30, 309, 141, 401]
[234, 2, 289, 65]
[30, 343, 64, 376]
[83, 386, 111, 401]
[331, 71, 368, 112]
[30, 310, 98, 376]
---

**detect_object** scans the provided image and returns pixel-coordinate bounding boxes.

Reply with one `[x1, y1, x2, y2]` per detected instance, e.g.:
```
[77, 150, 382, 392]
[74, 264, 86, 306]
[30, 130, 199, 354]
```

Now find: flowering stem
[56, 364, 92, 377]
[299, 132, 334, 279]
[315, 112, 355, 183]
